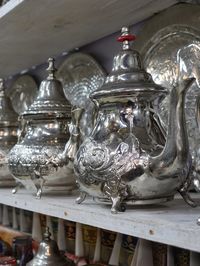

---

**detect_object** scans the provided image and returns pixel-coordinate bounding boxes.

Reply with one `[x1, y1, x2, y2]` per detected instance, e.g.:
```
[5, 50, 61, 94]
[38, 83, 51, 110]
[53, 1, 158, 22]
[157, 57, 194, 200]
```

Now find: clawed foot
[36, 188, 42, 199]
[76, 192, 87, 204]
[12, 183, 21, 194]
[179, 190, 197, 208]
[110, 196, 125, 214]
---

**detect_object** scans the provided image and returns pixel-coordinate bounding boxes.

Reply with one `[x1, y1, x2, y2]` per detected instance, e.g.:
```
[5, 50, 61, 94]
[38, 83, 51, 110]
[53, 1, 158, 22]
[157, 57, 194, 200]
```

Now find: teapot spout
[150, 78, 195, 178]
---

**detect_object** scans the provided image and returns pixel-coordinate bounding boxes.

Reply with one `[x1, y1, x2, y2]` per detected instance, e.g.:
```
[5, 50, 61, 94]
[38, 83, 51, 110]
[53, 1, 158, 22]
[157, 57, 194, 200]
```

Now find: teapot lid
[90, 27, 168, 103]
[0, 79, 18, 125]
[23, 58, 71, 119]
[27, 227, 74, 266]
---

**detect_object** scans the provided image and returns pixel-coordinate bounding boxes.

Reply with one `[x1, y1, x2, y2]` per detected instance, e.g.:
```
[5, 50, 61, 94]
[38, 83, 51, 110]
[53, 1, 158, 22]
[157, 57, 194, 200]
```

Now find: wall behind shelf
[6, 21, 144, 88]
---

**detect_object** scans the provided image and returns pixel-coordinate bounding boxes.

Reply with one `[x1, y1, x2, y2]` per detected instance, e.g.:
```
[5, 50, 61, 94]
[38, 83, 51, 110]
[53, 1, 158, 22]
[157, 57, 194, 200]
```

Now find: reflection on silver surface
[57, 52, 106, 138]
[143, 26, 200, 149]
[6, 75, 38, 115]
[27, 227, 74, 266]
[8, 59, 79, 198]
[73, 27, 195, 214]
[0, 78, 18, 187]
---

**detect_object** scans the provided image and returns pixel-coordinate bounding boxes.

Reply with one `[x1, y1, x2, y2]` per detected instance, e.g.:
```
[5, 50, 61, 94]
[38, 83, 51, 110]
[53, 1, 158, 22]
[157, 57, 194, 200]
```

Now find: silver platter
[6, 75, 38, 115]
[57, 52, 106, 138]
[135, 3, 200, 159]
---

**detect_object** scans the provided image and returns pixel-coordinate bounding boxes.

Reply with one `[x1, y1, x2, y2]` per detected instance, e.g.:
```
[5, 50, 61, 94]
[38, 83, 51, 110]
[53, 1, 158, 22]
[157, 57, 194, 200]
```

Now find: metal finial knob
[117, 26, 136, 50]
[44, 226, 51, 240]
[47, 58, 57, 80]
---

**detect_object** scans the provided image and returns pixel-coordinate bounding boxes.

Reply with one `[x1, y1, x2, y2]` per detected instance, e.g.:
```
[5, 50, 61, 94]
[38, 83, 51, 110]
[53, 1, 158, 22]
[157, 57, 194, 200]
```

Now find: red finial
[117, 27, 136, 43]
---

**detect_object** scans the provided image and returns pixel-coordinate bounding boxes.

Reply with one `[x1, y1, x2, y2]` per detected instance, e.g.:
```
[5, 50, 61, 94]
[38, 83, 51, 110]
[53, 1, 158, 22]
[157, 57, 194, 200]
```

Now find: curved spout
[149, 78, 195, 177]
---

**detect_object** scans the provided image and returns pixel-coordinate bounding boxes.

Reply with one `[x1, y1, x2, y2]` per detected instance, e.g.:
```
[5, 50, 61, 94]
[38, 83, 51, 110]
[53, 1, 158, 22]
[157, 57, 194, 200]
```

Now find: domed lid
[27, 227, 74, 266]
[90, 27, 168, 103]
[0, 79, 18, 126]
[23, 58, 71, 119]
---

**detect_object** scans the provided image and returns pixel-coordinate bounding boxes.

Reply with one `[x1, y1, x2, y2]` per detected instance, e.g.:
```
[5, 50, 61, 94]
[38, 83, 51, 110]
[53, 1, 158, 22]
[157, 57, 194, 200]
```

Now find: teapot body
[74, 101, 176, 204]
[9, 118, 76, 195]
[0, 125, 18, 186]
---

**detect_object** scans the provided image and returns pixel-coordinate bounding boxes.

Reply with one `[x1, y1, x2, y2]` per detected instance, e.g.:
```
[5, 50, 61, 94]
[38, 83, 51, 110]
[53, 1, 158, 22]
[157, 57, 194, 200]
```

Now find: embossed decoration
[74, 26, 196, 213]
[8, 58, 79, 198]
[57, 52, 106, 138]
[134, 4, 200, 169]
[142, 25, 200, 154]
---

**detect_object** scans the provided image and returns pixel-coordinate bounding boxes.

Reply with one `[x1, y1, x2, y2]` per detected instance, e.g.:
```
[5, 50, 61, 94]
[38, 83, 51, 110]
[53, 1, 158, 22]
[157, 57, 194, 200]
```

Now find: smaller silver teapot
[8, 58, 81, 198]
[0, 78, 18, 187]
[27, 227, 74, 266]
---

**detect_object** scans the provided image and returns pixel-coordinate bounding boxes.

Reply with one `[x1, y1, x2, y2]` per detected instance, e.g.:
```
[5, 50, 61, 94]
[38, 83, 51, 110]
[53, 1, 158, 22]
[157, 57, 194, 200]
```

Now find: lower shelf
[0, 188, 200, 252]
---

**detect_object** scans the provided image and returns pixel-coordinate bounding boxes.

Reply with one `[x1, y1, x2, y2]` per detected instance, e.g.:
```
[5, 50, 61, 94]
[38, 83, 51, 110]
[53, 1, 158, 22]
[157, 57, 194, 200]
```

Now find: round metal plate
[135, 4, 200, 155]
[6, 75, 38, 115]
[57, 52, 106, 138]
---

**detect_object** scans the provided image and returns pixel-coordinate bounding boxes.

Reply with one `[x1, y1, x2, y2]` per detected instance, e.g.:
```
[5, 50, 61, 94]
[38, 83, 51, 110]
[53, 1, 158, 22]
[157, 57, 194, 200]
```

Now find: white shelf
[0, 188, 200, 252]
[0, 0, 180, 77]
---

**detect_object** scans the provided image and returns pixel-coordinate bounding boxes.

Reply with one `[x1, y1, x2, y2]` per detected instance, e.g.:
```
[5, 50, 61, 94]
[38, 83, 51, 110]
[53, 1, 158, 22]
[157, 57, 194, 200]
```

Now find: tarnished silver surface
[0, 79, 18, 187]
[141, 25, 200, 156]
[6, 75, 38, 115]
[8, 58, 80, 198]
[27, 227, 74, 266]
[134, 4, 200, 184]
[57, 52, 106, 138]
[73, 27, 195, 213]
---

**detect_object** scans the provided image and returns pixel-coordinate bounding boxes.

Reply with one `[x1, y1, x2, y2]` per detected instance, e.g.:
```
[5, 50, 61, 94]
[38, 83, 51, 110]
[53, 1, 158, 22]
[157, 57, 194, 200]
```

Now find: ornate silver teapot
[74, 27, 196, 213]
[27, 227, 75, 266]
[0, 78, 18, 187]
[8, 58, 80, 198]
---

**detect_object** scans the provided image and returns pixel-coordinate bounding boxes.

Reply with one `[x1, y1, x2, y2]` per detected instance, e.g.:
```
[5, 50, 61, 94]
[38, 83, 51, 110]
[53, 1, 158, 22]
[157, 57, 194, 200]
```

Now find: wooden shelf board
[0, 188, 200, 252]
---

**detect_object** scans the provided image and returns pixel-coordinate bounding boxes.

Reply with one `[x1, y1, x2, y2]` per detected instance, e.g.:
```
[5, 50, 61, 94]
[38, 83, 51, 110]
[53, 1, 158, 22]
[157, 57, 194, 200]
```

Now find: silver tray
[57, 52, 106, 138]
[135, 3, 200, 159]
[6, 75, 38, 115]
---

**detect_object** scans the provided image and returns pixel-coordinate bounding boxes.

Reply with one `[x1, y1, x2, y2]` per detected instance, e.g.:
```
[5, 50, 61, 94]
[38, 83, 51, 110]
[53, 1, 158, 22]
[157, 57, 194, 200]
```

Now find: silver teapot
[27, 227, 75, 266]
[74, 27, 196, 213]
[0, 78, 18, 187]
[8, 58, 80, 198]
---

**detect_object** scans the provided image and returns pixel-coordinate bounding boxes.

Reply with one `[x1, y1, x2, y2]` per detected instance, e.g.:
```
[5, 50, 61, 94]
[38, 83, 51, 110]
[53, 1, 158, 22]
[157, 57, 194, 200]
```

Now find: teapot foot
[12, 182, 22, 194]
[110, 196, 126, 214]
[36, 188, 42, 199]
[76, 192, 87, 204]
[179, 189, 197, 207]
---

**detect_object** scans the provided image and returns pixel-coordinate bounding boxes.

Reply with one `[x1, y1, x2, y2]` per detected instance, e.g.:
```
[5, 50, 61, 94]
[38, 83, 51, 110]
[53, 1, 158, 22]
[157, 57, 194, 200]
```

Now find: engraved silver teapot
[74, 27, 196, 213]
[27, 227, 75, 266]
[0, 78, 18, 187]
[8, 58, 80, 198]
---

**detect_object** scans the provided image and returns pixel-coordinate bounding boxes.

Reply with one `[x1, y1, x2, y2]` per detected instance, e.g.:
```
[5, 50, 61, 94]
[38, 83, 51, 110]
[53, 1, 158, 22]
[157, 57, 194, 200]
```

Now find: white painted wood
[75, 222, 84, 257]
[108, 233, 122, 265]
[12, 207, 18, 230]
[0, 189, 200, 252]
[32, 212, 42, 242]
[93, 228, 101, 263]
[0, 0, 179, 77]
[57, 218, 66, 251]
[2, 204, 9, 226]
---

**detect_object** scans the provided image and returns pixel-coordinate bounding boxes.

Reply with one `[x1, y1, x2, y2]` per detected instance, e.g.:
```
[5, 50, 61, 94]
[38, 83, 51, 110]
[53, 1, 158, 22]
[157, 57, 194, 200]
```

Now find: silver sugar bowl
[27, 227, 75, 266]
[0, 78, 18, 187]
[8, 58, 80, 198]
[74, 27, 196, 213]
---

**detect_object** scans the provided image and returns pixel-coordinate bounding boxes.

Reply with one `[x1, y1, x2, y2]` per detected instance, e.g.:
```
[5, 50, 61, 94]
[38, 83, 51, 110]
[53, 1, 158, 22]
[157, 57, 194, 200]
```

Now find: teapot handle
[196, 95, 200, 131]
[17, 115, 28, 143]
[62, 106, 83, 162]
